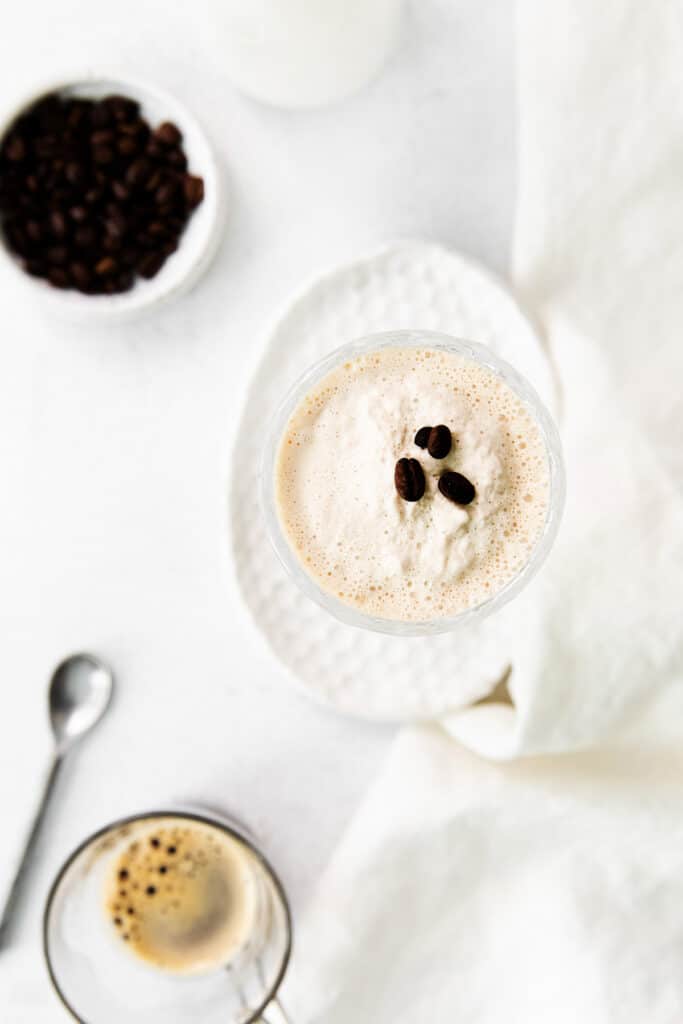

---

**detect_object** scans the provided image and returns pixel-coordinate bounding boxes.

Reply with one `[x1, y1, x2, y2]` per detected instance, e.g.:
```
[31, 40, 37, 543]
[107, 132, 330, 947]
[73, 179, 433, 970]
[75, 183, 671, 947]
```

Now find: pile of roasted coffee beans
[394, 423, 476, 505]
[0, 92, 205, 295]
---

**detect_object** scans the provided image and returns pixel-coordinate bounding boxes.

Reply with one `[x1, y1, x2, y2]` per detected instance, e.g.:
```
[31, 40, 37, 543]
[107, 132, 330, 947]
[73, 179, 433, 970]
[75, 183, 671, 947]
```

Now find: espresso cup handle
[258, 995, 293, 1024]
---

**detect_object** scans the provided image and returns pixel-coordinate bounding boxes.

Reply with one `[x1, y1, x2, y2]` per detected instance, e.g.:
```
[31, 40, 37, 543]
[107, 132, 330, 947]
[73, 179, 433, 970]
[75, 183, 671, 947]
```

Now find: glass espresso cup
[44, 810, 292, 1024]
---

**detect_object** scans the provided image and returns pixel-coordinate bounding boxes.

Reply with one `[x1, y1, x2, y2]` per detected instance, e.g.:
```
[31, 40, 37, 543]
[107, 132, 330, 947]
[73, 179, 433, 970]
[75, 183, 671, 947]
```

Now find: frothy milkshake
[274, 344, 552, 623]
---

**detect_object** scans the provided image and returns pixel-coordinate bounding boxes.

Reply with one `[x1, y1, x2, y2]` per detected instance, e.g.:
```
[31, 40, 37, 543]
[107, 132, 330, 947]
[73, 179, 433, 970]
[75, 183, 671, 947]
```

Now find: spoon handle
[0, 752, 63, 948]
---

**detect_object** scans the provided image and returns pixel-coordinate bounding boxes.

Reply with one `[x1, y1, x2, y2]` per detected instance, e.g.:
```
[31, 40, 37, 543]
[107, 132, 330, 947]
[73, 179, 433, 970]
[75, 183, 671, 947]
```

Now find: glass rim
[261, 328, 566, 637]
[43, 808, 293, 1024]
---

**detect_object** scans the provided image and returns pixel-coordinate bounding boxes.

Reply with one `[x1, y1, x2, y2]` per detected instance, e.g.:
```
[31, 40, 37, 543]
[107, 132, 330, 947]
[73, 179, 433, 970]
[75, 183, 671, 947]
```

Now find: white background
[0, 1, 515, 1016]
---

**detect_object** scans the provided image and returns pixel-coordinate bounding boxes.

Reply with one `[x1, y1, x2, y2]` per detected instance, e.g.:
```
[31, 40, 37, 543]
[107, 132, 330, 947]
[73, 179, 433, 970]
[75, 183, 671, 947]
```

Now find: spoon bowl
[49, 654, 113, 749]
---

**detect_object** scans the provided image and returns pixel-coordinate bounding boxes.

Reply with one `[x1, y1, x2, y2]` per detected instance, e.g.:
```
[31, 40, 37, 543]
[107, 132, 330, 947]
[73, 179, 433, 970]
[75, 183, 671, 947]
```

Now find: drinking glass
[44, 810, 292, 1024]
[262, 329, 565, 637]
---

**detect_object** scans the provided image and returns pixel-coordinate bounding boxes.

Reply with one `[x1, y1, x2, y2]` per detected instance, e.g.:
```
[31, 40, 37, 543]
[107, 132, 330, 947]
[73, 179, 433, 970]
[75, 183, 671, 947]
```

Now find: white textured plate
[230, 241, 555, 721]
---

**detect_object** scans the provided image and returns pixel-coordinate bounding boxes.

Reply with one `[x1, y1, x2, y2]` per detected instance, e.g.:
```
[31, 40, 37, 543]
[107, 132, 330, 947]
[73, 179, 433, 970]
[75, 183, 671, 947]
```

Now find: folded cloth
[291, 728, 683, 1023]
[286, 1, 683, 1019]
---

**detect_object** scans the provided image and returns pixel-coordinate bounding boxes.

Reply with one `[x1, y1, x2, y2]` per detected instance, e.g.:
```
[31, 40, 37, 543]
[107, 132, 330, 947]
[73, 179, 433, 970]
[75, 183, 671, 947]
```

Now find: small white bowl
[0, 73, 224, 321]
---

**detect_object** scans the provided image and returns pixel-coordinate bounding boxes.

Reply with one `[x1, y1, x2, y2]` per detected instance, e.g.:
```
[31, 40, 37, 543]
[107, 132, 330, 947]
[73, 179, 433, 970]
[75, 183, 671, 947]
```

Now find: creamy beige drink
[104, 819, 257, 974]
[274, 345, 551, 622]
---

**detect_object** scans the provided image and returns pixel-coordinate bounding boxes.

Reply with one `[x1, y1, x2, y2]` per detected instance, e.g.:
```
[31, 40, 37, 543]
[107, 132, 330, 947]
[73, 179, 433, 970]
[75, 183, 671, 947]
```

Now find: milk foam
[275, 346, 550, 622]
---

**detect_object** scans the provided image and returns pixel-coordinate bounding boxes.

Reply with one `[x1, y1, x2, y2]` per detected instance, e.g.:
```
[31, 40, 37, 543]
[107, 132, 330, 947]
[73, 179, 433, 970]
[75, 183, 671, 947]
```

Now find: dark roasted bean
[47, 266, 70, 288]
[438, 472, 476, 506]
[46, 244, 68, 265]
[183, 174, 204, 208]
[49, 209, 68, 238]
[69, 205, 88, 223]
[92, 144, 114, 165]
[111, 180, 131, 202]
[95, 256, 117, 276]
[154, 121, 182, 146]
[64, 161, 85, 186]
[414, 426, 431, 449]
[91, 129, 115, 147]
[427, 425, 452, 459]
[137, 251, 165, 278]
[117, 137, 138, 157]
[394, 458, 426, 502]
[125, 157, 151, 186]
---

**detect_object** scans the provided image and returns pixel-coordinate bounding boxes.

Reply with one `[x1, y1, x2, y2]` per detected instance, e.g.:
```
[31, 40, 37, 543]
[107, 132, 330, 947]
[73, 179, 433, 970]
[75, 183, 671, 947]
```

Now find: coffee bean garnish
[0, 92, 205, 295]
[414, 426, 431, 449]
[427, 425, 452, 459]
[438, 471, 476, 506]
[395, 458, 426, 502]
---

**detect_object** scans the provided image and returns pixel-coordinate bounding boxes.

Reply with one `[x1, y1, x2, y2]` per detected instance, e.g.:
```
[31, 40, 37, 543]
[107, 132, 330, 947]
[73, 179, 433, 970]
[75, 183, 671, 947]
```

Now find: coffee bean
[154, 121, 182, 146]
[64, 161, 85, 186]
[69, 205, 88, 223]
[46, 244, 68, 265]
[105, 210, 127, 239]
[102, 235, 123, 253]
[5, 136, 26, 162]
[47, 266, 70, 288]
[154, 181, 178, 206]
[117, 137, 138, 157]
[71, 101, 91, 126]
[137, 251, 165, 278]
[95, 256, 117, 276]
[144, 169, 163, 193]
[166, 148, 188, 171]
[84, 186, 103, 206]
[116, 270, 135, 292]
[70, 261, 91, 289]
[7, 223, 29, 255]
[427, 425, 452, 459]
[118, 121, 145, 138]
[91, 129, 115, 147]
[90, 103, 111, 128]
[92, 144, 114, 165]
[394, 458, 426, 502]
[414, 426, 431, 449]
[183, 174, 204, 208]
[111, 180, 131, 202]
[24, 258, 46, 277]
[438, 471, 476, 506]
[49, 209, 68, 238]
[105, 95, 139, 122]
[145, 139, 164, 159]
[125, 157, 151, 187]
[74, 224, 96, 248]
[25, 219, 42, 242]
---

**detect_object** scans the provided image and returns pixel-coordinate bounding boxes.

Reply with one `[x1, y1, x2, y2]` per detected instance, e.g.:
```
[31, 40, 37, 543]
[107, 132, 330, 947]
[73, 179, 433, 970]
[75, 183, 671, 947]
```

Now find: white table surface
[0, 0, 515, 1016]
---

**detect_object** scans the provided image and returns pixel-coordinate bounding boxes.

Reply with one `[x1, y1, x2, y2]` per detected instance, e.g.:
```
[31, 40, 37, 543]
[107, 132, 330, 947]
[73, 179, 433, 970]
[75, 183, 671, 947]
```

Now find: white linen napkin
[286, 1, 683, 1018]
